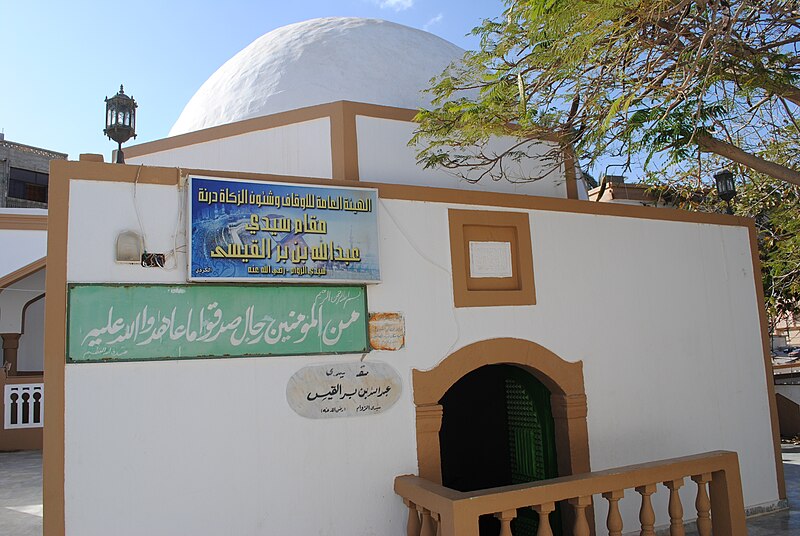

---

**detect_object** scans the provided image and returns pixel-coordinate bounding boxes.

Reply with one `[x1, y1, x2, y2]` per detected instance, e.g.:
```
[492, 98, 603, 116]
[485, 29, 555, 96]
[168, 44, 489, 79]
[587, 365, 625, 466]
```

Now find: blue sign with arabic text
[188, 176, 380, 283]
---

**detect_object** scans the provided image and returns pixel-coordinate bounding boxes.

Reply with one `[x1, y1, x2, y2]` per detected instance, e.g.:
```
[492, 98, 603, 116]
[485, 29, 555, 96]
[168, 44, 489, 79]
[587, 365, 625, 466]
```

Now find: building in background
[0, 134, 67, 208]
[0, 210, 47, 451]
[0, 136, 60, 450]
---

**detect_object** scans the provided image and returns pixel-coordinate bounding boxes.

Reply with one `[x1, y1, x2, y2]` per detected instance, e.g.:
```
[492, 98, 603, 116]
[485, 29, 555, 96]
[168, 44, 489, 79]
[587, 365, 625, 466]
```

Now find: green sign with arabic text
[67, 284, 368, 363]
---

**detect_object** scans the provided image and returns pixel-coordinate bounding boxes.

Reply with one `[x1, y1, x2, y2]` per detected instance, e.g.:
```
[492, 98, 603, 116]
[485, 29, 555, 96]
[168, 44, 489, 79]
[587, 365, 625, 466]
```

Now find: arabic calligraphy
[286, 362, 402, 419]
[208, 237, 362, 265]
[197, 187, 374, 213]
[368, 312, 405, 351]
[190, 177, 380, 282]
[68, 285, 368, 362]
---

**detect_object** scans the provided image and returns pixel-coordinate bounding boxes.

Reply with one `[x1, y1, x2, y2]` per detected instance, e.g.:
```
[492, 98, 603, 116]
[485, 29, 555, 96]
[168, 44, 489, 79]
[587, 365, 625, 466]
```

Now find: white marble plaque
[469, 241, 513, 278]
[286, 362, 402, 419]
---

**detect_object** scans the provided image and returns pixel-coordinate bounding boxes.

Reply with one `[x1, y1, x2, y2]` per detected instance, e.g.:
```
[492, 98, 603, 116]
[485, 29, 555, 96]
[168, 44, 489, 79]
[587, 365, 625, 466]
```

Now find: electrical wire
[132, 164, 149, 250]
[161, 169, 187, 271]
[378, 198, 462, 358]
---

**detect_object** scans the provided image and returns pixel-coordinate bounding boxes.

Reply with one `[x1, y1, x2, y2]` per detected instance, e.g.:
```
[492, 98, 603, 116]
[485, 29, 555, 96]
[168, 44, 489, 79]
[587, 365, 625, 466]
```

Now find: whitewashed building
[32, 17, 785, 536]
[0, 209, 47, 450]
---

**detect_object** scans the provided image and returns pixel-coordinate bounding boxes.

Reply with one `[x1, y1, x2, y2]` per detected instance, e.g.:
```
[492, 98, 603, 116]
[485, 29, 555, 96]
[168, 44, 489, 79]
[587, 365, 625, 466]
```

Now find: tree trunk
[695, 132, 800, 187]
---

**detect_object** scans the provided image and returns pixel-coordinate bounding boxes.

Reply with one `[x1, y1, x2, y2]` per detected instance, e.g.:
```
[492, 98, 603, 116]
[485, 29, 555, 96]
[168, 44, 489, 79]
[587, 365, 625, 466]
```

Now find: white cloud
[423, 13, 444, 31]
[378, 0, 414, 11]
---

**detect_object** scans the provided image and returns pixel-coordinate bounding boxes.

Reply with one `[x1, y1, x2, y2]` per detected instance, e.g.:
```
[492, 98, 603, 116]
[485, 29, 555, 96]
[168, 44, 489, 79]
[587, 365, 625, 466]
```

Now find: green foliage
[645, 126, 800, 326]
[415, 0, 800, 184]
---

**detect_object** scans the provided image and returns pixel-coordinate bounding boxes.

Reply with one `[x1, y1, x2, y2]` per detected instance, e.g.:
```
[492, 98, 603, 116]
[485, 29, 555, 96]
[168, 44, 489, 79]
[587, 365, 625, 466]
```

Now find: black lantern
[714, 169, 736, 215]
[104, 85, 137, 163]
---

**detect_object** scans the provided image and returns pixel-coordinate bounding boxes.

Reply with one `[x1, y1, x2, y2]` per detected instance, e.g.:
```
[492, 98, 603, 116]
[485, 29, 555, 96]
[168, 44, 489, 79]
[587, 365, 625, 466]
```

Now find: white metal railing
[4, 383, 44, 429]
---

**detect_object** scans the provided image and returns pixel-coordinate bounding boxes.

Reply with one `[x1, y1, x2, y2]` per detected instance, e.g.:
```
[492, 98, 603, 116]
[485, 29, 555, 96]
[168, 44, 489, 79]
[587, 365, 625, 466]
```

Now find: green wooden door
[438, 364, 561, 536]
[503, 366, 560, 536]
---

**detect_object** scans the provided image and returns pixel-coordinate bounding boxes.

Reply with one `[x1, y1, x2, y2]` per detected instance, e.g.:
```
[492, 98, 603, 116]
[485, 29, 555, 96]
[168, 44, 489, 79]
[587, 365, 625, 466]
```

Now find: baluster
[663, 478, 686, 536]
[433, 512, 441, 536]
[602, 490, 624, 536]
[494, 509, 516, 536]
[420, 508, 436, 536]
[532, 502, 555, 536]
[21, 392, 30, 424]
[635, 484, 657, 536]
[568, 496, 592, 536]
[692, 473, 713, 536]
[9, 393, 19, 426]
[404, 499, 421, 536]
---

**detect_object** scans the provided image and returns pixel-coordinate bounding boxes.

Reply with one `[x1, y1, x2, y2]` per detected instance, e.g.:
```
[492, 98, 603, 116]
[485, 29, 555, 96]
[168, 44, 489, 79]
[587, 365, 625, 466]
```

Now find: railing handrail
[398, 450, 734, 511]
[3, 374, 44, 384]
[395, 450, 746, 536]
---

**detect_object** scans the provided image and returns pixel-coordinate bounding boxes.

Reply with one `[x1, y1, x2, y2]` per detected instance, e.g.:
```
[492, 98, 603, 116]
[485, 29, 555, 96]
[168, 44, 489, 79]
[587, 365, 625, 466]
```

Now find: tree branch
[696, 132, 800, 186]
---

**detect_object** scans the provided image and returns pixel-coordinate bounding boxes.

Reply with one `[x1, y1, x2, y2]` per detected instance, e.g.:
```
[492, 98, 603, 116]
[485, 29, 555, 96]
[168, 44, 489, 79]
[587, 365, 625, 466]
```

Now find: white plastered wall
[127, 118, 333, 179]
[0, 269, 45, 334]
[0, 227, 46, 278]
[0, 269, 45, 368]
[17, 296, 44, 371]
[63, 179, 778, 536]
[356, 116, 568, 197]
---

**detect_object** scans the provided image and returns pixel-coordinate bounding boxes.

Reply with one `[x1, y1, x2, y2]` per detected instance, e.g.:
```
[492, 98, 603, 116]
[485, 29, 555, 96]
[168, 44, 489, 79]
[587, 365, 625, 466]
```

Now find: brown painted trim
[412, 339, 588, 470]
[378, 182, 753, 227]
[125, 102, 339, 158]
[0, 294, 46, 377]
[776, 393, 800, 436]
[124, 100, 564, 188]
[1, 333, 21, 376]
[411, 338, 592, 533]
[329, 102, 360, 181]
[447, 210, 536, 308]
[396, 450, 745, 536]
[20, 293, 45, 335]
[43, 164, 69, 536]
[413, 339, 585, 405]
[50, 160, 754, 230]
[342, 102, 361, 181]
[748, 224, 787, 499]
[330, 104, 346, 180]
[125, 100, 419, 162]
[0, 257, 46, 290]
[348, 101, 418, 122]
[0, 213, 47, 231]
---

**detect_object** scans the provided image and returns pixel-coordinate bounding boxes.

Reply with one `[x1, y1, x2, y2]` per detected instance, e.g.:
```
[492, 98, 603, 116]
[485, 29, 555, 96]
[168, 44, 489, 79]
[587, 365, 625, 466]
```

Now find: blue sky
[1, 0, 503, 160]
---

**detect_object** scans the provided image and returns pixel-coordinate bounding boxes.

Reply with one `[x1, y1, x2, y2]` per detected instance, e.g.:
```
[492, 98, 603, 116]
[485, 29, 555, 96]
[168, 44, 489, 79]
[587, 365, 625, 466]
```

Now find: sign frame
[186, 175, 381, 284]
[66, 283, 371, 363]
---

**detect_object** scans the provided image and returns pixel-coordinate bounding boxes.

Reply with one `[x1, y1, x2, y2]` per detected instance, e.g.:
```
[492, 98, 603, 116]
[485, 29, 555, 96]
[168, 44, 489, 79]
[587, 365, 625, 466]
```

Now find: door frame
[412, 338, 590, 485]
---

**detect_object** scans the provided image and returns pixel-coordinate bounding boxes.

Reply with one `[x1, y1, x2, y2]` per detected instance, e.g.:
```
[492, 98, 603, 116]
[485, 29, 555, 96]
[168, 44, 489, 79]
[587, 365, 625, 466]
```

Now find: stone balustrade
[395, 450, 746, 536]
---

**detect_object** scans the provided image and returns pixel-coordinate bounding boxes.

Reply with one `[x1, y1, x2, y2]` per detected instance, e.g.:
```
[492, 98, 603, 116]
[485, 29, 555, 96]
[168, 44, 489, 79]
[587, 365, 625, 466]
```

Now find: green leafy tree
[415, 0, 800, 186]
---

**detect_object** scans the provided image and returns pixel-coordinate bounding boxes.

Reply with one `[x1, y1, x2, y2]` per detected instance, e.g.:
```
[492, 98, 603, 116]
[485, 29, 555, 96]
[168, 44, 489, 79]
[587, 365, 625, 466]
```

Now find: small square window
[448, 209, 535, 307]
[8, 168, 49, 203]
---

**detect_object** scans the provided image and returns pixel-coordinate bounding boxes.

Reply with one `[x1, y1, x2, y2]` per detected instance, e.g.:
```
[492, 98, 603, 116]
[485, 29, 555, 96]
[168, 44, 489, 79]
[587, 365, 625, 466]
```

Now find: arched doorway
[412, 338, 592, 532]
[439, 364, 561, 536]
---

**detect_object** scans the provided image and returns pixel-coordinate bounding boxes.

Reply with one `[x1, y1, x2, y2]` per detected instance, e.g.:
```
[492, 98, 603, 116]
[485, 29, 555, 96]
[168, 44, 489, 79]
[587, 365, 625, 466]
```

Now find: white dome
[170, 17, 465, 136]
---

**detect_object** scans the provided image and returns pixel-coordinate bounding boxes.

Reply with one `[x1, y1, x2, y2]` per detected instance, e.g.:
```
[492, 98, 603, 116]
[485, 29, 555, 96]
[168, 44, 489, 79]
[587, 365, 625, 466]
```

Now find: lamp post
[714, 169, 736, 215]
[104, 85, 137, 163]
